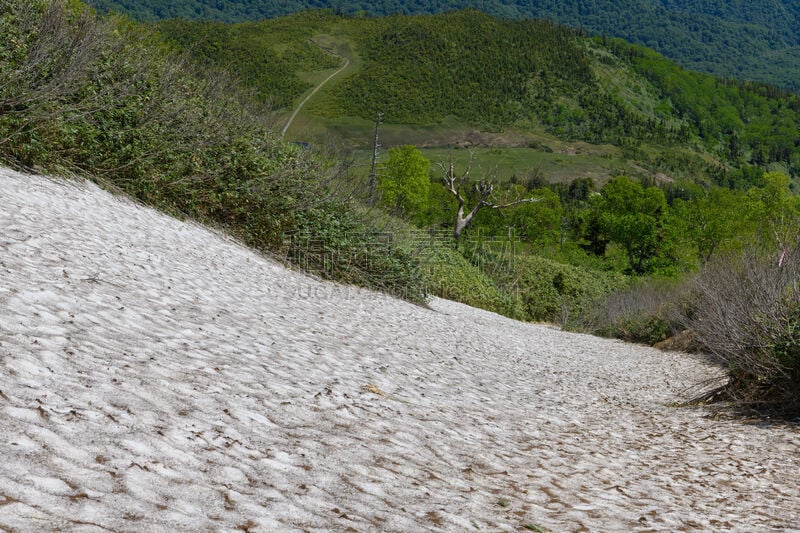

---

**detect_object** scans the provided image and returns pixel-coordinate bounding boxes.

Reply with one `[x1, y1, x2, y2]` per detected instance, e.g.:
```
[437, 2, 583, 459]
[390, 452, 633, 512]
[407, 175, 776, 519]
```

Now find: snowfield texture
[1, 167, 799, 532]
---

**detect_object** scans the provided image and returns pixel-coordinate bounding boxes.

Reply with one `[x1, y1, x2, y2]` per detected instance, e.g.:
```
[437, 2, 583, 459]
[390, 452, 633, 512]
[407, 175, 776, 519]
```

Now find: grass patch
[416, 242, 525, 319]
[507, 254, 629, 325]
[416, 146, 625, 185]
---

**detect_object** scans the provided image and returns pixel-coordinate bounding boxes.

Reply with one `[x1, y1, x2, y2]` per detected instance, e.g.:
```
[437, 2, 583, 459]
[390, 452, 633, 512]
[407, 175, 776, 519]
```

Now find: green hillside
[86, 0, 800, 92]
[156, 11, 800, 184]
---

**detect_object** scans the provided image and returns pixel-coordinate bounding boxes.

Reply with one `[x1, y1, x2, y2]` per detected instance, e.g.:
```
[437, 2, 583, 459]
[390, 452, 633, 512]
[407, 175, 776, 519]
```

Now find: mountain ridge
[86, 0, 800, 91]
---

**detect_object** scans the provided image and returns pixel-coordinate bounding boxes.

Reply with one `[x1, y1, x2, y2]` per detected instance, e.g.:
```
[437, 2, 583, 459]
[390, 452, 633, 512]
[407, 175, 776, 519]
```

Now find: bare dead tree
[439, 152, 542, 239]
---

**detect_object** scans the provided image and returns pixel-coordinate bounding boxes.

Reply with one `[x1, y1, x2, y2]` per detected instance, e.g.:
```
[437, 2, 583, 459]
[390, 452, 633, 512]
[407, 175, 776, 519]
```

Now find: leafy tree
[668, 187, 752, 265]
[378, 145, 430, 221]
[566, 177, 595, 204]
[509, 186, 562, 247]
[746, 171, 800, 251]
[599, 176, 667, 274]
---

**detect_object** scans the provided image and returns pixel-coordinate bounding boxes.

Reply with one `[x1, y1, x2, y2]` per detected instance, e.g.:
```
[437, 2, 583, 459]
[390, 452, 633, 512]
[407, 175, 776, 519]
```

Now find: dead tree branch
[439, 152, 542, 239]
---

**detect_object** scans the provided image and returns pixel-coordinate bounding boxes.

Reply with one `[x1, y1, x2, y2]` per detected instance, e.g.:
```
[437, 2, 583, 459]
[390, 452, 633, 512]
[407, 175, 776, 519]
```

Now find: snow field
[1, 168, 799, 532]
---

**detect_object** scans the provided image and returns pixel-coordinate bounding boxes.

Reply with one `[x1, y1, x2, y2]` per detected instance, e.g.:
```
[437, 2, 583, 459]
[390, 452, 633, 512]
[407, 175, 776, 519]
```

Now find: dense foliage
[157, 14, 340, 110]
[416, 243, 526, 320]
[324, 13, 589, 127]
[85, 0, 800, 92]
[378, 145, 430, 218]
[623, 42, 800, 172]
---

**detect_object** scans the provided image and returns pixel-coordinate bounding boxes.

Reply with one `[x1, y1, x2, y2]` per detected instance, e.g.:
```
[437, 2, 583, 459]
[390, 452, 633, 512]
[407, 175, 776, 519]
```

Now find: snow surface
[1, 167, 799, 532]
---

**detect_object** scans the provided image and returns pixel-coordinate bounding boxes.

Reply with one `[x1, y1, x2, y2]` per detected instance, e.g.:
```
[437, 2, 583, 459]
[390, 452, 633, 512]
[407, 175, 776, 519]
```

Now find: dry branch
[439, 152, 541, 239]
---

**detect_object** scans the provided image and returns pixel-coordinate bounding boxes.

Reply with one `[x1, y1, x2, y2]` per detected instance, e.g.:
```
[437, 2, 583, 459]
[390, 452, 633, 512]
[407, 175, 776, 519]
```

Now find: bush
[484, 251, 628, 325]
[687, 246, 800, 411]
[417, 243, 525, 319]
[285, 206, 425, 302]
[580, 278, 689, 345]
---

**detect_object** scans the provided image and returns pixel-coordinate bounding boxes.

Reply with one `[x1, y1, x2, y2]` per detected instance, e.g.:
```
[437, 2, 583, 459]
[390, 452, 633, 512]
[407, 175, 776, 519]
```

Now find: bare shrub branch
[0, 1, 107, 111]
[688, 244, 800, 408]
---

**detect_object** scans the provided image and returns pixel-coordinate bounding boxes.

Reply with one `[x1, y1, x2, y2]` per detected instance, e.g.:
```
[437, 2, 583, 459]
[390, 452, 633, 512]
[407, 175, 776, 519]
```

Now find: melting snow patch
[28, 476, 72, 495]
[0, 167, 798, 531]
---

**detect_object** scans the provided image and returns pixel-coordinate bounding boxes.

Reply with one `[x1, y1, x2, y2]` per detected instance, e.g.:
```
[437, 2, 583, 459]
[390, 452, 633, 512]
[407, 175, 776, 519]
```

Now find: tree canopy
[598, 176, 667, 274]
[378, 145, 430, 219]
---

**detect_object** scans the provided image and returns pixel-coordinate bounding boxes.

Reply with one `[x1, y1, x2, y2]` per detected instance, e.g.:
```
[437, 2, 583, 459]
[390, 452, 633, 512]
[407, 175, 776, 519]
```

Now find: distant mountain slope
[86, 0, 800, 91]
[156, 11, 800, 173]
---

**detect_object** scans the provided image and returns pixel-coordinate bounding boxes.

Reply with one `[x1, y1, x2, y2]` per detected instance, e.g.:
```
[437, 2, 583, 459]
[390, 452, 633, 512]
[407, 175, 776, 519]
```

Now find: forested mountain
[86, 0, 800, 91]
[157, 10, 800, 180]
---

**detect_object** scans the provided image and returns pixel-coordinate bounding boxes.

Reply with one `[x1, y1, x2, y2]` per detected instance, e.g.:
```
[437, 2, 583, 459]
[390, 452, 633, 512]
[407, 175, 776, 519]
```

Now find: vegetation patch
[578, 278, 688, 345]
[86, 0, 800, 92]
[687, 247, 800, 414]
[416, 242, 525, 319]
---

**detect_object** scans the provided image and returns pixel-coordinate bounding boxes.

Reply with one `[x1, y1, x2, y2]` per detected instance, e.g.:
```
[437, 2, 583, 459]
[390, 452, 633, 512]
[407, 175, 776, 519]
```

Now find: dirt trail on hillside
[281, 43, 350, 137]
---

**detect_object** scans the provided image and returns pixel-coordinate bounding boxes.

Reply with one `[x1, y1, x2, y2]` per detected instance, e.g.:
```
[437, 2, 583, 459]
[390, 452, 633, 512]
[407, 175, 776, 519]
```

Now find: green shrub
[286, 206, 425, 302]
[418, 244, 525, 319]
[480, 250, 628, 325]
